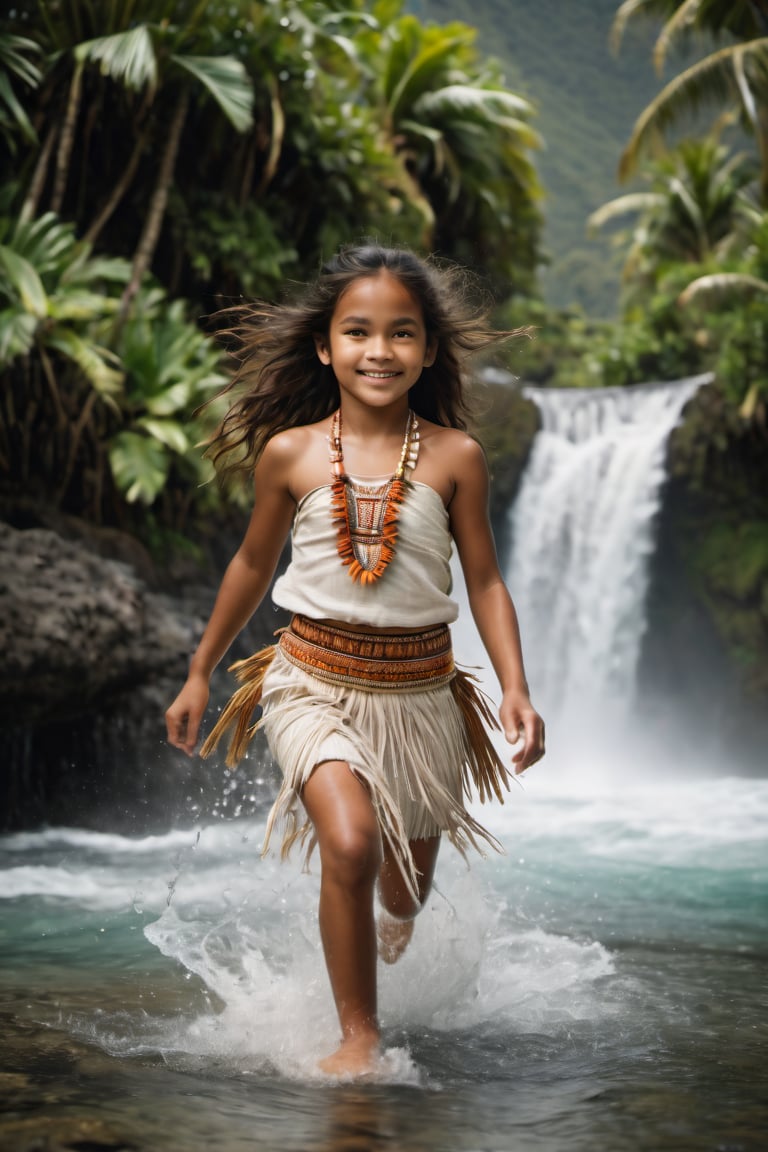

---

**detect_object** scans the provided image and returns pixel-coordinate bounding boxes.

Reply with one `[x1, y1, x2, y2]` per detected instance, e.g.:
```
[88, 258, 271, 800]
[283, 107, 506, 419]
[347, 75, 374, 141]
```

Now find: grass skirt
[201, 618, 513, 899]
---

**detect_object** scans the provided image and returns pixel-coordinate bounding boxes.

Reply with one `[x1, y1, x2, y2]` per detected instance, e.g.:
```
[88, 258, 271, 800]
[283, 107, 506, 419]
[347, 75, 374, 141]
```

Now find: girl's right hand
[165, 674, 210, 756]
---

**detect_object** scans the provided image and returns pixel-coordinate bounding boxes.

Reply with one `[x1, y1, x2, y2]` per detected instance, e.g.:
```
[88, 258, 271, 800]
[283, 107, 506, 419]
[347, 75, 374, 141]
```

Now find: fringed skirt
[201, 615, 513, 899]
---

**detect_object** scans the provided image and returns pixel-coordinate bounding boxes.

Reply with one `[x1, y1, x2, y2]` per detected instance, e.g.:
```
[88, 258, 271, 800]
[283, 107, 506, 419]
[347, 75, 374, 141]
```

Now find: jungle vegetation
[1, 0, 766, 699]
[0, 0, 543, 530]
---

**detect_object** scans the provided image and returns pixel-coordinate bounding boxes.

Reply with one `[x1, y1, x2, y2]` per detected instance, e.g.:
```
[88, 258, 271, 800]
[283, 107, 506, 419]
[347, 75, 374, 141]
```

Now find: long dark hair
[205, 244, 523, 482]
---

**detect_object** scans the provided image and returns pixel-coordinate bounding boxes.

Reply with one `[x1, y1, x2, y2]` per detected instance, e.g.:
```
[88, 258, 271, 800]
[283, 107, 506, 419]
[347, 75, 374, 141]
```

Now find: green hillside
[410, 0, 665, 315]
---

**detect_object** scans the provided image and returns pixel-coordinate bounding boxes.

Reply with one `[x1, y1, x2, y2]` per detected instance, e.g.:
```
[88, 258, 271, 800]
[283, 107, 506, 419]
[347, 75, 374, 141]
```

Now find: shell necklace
[328, 408, 420, 584]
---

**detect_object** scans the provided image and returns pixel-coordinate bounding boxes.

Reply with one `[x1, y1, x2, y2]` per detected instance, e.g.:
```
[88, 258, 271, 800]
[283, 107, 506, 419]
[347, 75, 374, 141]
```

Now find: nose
[365, 334, 393, 360]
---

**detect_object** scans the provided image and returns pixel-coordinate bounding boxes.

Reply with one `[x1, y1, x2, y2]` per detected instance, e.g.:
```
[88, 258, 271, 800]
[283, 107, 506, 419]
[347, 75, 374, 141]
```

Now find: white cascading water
[505, 374, 712, 763]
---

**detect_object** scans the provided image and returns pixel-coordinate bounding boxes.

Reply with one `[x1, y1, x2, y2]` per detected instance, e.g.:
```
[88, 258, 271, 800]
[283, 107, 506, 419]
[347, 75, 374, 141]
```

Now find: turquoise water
[2, 773, 766, 1151]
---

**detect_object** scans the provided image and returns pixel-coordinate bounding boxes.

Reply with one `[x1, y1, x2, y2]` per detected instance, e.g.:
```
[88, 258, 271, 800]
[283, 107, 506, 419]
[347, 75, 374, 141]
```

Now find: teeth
[360, 371, 398, 378]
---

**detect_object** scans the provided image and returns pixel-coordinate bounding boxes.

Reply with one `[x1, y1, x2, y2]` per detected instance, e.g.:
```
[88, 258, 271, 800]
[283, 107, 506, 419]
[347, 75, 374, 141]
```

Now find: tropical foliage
[589, 129, 759, 294]
[611, 0, 768, 202]
[0, 0, 543, 538]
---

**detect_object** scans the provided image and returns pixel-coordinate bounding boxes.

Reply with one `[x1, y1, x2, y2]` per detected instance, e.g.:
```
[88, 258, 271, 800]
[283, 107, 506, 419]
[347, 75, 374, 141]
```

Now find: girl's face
[314, 271, 436, 411]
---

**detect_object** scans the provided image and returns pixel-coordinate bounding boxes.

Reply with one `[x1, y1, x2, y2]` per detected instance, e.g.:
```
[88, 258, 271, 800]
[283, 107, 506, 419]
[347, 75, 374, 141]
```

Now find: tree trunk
[119, 89, 189, 323]
[255, 74, 285, 197]
[19, 120, 57, 224]
[50, 60, 84, 215]
[758, 107, 768, 208]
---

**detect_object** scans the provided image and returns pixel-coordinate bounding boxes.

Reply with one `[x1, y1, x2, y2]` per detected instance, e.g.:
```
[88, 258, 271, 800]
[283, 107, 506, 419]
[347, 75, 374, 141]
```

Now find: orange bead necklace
[328, 408, 420, 584]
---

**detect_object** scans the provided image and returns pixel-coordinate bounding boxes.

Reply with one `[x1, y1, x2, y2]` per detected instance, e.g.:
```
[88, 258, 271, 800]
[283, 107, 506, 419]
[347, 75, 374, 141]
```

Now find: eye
[343, 327, 366, 337]
[393, 329, 415, 339]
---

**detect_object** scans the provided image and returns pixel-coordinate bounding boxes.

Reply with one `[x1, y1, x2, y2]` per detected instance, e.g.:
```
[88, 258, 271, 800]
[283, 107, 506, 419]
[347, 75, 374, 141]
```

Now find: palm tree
[11, 3, 254, 312]
[589, 130, 759, 297]
[612, 0, 768, 203]
[372, 14, 543, 290]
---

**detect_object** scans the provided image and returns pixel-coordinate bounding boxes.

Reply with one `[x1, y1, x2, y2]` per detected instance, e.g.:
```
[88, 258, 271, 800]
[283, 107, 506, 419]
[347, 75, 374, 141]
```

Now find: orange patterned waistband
[279, 614, 455, 692]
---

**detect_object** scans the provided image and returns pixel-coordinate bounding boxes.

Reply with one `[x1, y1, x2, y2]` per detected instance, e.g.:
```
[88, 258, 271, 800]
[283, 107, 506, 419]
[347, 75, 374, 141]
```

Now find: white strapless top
[271, 480, 458, 627]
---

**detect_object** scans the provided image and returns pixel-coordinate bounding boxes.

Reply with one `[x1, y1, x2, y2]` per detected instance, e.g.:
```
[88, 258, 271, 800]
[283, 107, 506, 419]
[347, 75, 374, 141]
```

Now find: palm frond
[678, 270, 768, 305]
[172, 55, 253, 132]
[611, 0, 667, 54]
[733, 42, 759, 125]
[588, 193, 666, 231]
[0, 71, 37, 142]
[619, 39, 768, 180]
[653, 0, 705, 73]
[11, 213, 77, 271]
[386, 34, 469, 123]
[0, 34, 42, 88]
[414, 85, 539, 145]
[75, 25, 158, 94]
[0, 32, 42, 143]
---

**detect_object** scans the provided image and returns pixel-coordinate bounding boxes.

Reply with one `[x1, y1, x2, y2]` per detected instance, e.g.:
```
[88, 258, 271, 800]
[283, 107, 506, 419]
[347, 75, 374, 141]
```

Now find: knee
[320, 826, 382, 889]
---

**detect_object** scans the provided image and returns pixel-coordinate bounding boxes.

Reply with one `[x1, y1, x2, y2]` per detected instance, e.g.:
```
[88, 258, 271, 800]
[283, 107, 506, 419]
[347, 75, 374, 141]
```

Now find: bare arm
[165, 437, 296, 755]
[449, 436, 545, 773]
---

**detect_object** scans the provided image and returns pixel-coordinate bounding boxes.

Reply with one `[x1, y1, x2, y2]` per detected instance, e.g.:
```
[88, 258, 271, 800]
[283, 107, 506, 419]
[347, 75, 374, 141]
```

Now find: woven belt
[279, 614, 455, 692]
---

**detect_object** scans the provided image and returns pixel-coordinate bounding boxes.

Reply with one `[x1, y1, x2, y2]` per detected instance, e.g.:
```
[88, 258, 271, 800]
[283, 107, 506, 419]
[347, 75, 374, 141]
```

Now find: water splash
[506, 376, 710, 754]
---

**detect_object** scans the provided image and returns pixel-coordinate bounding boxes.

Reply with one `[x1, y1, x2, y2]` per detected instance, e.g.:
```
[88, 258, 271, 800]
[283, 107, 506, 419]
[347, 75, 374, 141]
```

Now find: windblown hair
[205, 243, 522, 483]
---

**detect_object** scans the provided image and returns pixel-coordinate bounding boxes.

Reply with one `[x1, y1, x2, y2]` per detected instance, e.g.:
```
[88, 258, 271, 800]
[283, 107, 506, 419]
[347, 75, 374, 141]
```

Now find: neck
[337, 398, 410, 440]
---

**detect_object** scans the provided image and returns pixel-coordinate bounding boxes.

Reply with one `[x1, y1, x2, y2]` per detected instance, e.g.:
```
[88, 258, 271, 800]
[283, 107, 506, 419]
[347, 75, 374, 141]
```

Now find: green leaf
[172, 55, 254, 132]
[0, 71, 37, 143]
[47, 330, 124, 398]
[0, 34, 42, 87]
[135, 416, 190, 454]
[62, 254, 131, 286]
[0, 245, 48, 316]
[109, 431, 169, 505]
[0, 308, 36, 364]
[76, 26, 158, 94]
[143, 381, 194, 414]
[48, 290, 122, 321]
[387, 33, 469, 121]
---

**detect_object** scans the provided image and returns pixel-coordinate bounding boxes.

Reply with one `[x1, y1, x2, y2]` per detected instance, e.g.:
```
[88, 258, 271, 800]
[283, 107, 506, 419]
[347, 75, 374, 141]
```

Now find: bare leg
[302, 760, 383, 1076]
[377, 836, 440, 964]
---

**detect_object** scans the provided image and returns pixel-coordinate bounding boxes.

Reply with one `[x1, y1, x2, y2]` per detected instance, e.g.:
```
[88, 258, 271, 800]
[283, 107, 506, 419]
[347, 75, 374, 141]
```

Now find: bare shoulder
[414, 421, 486, 506]
[258, 418, 331, 501]
[421, 423, 486, 474]
[261, 423, 316, 466]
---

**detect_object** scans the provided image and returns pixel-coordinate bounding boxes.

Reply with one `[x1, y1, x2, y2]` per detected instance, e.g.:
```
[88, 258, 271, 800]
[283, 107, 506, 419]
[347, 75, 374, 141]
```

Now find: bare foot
[377, 912, 414, 965]
[318, 1031, 380, 1078]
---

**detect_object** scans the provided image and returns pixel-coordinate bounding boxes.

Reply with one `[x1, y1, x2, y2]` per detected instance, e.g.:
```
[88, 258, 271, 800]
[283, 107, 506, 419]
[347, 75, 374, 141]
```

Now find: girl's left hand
[501, 690, 545, 774]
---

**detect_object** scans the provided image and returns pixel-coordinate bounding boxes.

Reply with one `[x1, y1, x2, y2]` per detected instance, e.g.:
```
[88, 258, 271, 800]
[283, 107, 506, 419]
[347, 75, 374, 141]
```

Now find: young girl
[165, 244, 545, 1077]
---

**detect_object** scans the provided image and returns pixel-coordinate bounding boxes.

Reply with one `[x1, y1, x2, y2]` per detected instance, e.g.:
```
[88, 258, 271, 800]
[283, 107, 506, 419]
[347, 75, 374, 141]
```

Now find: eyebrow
[337, 315, 421, 326]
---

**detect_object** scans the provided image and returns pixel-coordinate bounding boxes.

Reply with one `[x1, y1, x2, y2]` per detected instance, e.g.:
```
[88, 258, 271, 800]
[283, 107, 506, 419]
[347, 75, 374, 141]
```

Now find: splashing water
[3, 370, 767, 1150]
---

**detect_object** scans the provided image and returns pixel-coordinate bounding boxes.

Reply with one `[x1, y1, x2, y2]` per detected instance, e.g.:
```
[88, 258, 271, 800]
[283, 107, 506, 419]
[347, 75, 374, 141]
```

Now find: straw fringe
[199, 644, 277, 767]
[199, 638, 513, 902]
[451, 667, 513, 805]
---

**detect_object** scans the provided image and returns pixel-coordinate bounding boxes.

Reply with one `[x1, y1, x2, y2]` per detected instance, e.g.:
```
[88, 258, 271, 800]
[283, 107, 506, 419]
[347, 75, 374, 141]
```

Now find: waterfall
[505, 375, 712, 751]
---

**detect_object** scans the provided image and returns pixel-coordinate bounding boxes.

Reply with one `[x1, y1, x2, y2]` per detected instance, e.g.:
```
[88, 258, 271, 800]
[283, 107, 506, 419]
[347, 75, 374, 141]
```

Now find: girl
[165, 244, 545, 1077]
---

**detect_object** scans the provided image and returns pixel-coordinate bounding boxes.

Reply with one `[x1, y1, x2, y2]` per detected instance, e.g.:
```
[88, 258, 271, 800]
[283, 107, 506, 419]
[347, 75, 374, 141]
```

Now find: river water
[2, 379, 766, 1151]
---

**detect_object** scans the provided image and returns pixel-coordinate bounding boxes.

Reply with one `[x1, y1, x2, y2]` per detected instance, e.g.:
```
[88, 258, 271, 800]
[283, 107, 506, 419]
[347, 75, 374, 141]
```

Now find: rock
[0, 520, 282, 833]
[0, 523, 197, 725]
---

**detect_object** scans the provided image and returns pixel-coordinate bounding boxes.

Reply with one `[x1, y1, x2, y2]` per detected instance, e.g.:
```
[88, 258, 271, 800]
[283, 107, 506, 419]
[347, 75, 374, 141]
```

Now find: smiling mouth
[357, 370, 400, 379]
